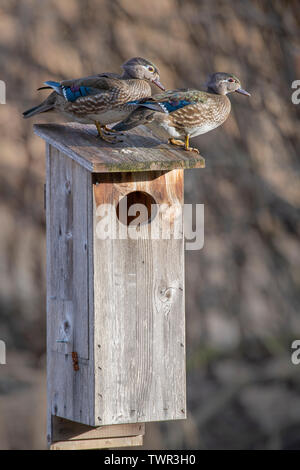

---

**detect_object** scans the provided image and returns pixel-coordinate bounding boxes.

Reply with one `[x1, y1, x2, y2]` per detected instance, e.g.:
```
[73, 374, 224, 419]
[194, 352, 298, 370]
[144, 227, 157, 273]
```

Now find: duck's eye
[228, 78, 235, 82]
[147, 66, 155, 73]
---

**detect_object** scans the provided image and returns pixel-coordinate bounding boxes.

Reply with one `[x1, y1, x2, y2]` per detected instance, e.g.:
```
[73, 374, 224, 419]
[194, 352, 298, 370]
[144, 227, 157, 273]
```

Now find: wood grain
[50, 435, 143, 450]
[34, 122, 205, 172]
[52, 416, 145, 441]
[45, 128, 188, 446]
[93, 169, 186, 425]
[46, 144, 94, 447]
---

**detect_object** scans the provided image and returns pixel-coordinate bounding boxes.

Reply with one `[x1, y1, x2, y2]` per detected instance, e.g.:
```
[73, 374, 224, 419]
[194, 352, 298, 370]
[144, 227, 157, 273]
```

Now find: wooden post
[34, 123, 205, 450]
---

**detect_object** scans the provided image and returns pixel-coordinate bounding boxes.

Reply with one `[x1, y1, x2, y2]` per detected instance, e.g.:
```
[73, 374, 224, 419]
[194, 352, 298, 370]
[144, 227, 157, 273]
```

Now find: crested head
[206, 72, 250, 97]
[122, 57, 165, 90]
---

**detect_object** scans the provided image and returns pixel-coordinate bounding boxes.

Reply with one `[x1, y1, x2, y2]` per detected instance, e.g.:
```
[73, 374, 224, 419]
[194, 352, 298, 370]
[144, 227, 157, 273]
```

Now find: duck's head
[206, 73, 250, 97]
[122, 57, 165, 90]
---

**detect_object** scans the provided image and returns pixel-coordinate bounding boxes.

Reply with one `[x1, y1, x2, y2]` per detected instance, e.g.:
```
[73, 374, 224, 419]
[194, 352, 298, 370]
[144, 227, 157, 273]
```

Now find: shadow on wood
[50, 416, 144, 450]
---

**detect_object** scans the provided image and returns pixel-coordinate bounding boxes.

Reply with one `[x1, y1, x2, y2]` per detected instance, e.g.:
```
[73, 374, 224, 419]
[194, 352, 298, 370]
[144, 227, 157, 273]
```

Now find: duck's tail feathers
[112, 106, 157, 132]
[23, 93, 56, 118]
[23, 103, 53, 118]
[128, 100, 167, 113]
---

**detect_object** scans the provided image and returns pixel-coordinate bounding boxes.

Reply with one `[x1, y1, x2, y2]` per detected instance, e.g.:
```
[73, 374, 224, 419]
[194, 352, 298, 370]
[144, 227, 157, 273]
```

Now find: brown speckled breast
[126, 79, 152, 101]
[170, 94, 231, 132]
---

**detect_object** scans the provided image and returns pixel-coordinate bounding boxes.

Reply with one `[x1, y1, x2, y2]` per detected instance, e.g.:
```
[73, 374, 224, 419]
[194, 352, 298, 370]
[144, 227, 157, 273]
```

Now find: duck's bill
[152, 79, 165, 91]
[236, 88, 251, 97]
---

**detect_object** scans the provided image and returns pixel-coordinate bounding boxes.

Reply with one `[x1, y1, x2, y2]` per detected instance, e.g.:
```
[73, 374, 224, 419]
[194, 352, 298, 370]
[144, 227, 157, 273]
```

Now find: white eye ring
[147, 66, 155, 73]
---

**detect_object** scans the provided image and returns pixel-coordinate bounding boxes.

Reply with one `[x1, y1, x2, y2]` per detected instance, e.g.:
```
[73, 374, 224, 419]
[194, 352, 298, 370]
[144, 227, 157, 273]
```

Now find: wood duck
[113, 73, 250, 152]
[23, 57, 165, 143]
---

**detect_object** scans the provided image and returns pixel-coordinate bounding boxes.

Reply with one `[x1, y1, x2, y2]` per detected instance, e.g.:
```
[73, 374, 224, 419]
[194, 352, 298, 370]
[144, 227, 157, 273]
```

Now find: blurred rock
[0, 0, 299, 450]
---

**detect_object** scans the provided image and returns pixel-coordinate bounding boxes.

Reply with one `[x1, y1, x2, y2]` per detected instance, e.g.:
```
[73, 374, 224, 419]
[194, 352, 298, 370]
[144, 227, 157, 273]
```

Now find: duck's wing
[60, 73, 121, 89]
[39, 74, 127, 104]
[60, 73, 121, 88]
[134, 89, 206, 112]
[64, 78, 137, 116]
[143, 89, 226, 130]
[113, 89, 213, 132]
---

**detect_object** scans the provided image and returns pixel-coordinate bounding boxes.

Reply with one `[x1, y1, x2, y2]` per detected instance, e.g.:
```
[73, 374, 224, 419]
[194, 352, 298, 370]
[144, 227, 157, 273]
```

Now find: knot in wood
[158, 286, 175, 303]
[65, 180, 71, 193]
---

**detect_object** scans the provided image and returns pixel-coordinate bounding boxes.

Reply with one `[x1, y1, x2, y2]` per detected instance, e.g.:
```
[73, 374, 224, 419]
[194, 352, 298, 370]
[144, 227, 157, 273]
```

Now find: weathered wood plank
[52, 416, 145, 441]
[46, 145, 94, 442]
[93, 170, 186, 425]
[50, 435, 143, 450]
[48, 354, 91, 423]
[46, 143, 52, 447]
[34, 123, 205, 172]
[47, 146, 90, 358]
[72, 162, 90, 360]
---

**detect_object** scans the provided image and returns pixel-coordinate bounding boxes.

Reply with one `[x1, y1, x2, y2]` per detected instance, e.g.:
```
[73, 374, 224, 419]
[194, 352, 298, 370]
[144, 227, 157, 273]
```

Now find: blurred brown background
[0, 0, 300, 449]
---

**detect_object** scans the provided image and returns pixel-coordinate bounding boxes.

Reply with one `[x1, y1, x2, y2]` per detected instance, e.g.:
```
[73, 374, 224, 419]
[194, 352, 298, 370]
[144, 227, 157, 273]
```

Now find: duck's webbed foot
[103, 125, 124, 136]
[184, 146, 200, 154]
[168, 137, 199, 153]
[94, 121, 123, 143]
[99, 132, 121, 144]
[168, 138, 185, 148]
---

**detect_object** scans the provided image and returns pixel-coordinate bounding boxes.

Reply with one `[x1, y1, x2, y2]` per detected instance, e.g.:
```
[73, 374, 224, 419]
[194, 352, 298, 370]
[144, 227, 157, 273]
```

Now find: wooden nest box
[35, 123, 205, 450]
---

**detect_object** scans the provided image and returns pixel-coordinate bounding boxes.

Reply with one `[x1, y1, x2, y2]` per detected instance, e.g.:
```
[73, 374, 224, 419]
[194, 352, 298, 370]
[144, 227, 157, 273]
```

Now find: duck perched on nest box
[34, 121, 204, 449]
[113, 73, 250, 152]
[23, 57, 164, 143]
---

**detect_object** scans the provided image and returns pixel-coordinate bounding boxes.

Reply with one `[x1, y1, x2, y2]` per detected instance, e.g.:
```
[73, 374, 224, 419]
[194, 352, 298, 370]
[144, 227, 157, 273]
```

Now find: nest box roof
[34, 123, 205, 173]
